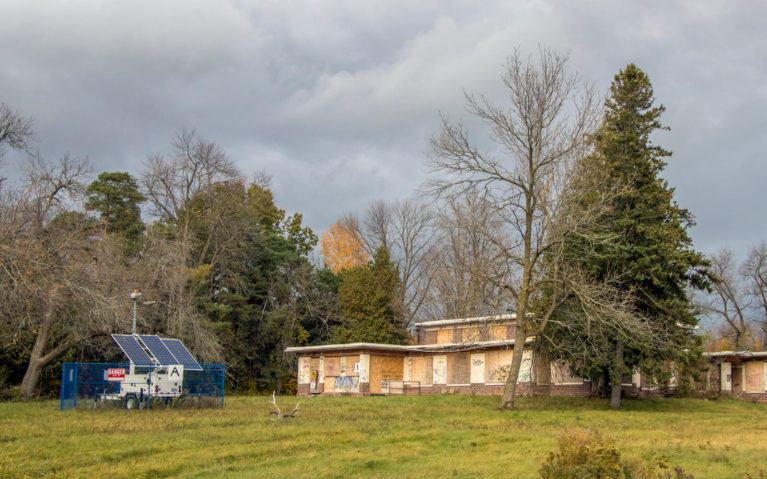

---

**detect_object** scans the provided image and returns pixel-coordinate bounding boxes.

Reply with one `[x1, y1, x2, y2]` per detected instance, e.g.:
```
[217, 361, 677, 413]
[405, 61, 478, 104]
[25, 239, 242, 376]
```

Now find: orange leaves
[320, 220, 369, 273]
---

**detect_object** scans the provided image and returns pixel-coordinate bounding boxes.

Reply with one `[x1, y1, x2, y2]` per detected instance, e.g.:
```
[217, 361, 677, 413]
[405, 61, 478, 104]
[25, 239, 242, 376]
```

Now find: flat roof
[704, 350, 767, 359]
[416, 314, 517, 328]
[285, 338, 531, 354]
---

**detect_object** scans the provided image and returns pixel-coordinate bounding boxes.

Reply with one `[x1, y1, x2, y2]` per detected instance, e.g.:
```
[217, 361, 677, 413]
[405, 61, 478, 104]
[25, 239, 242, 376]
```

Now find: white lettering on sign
[107, 368, 126, 381]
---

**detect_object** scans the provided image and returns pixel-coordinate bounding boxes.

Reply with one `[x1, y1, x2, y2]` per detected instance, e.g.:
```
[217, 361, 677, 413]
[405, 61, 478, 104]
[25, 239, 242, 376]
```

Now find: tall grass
[1, 395, 765, 478]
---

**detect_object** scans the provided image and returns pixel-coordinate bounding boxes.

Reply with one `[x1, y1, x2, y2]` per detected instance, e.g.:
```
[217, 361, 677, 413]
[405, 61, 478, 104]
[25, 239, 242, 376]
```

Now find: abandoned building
[286, 314, 592, 397]
[704, 350, 767, 402]
[286, 315, 767, 403]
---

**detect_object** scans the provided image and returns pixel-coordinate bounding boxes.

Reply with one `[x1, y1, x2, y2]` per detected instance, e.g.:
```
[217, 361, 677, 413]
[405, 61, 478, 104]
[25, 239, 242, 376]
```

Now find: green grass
[1, 395, 766, 478]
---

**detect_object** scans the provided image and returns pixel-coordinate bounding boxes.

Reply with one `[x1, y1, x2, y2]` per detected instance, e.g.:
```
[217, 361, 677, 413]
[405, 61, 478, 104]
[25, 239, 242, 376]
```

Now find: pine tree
[334, 246, 410, 344]
[84, 171, 146, 253]
[553, 64, 709, 408]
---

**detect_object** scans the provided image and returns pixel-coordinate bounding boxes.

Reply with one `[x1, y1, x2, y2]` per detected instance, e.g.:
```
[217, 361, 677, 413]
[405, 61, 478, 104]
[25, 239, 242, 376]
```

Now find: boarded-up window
[369, 355, 404, 394]
[745, 361, 765, 393]
[298, 356, 312, 384]
[551, 360, 581, 384]
[437, 329, 452, 344]
[407, 356, 433, 386]
[423, 330, 437, 344]
[324, 357, 339, 377]
[490, 326, 507, 341]
[463, 326, 489, 343]
[463, 327, 480, 343]
[447, 352, 471, 384]
[485, 349, 514, 383]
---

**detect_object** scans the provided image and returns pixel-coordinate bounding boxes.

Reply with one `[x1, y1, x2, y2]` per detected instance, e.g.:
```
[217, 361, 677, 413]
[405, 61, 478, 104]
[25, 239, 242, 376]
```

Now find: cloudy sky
[1, 0, 765, 256]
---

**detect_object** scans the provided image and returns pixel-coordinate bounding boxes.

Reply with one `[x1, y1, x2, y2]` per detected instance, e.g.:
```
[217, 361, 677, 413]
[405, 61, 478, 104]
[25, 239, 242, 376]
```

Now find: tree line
[1, 49, 763, 409]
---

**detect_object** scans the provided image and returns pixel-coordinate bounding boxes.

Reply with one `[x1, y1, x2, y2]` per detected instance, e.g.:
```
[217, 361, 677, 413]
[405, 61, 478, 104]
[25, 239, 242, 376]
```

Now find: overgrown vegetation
[1, 396, 766, 478]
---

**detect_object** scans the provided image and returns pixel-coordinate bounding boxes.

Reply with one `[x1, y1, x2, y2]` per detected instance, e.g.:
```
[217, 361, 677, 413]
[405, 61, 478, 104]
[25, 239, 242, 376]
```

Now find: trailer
[100, 334, 203, 409]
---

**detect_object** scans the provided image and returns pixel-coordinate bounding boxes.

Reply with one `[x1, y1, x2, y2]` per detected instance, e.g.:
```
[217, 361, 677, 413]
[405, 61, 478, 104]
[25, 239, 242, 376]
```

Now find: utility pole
[130, 289, 141, 335]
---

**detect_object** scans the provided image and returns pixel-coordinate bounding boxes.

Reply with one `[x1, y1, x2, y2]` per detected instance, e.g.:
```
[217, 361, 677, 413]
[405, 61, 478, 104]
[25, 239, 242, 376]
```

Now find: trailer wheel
[124, 394, 138, 410]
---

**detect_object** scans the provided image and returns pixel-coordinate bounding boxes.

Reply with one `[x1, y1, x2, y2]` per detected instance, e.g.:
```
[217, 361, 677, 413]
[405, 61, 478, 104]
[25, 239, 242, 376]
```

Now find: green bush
[539, 430, 694, 479]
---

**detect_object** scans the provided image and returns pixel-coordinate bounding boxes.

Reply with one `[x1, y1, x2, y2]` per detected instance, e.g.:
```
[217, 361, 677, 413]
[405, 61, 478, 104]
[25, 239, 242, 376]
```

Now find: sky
[1, 0, 765, 257]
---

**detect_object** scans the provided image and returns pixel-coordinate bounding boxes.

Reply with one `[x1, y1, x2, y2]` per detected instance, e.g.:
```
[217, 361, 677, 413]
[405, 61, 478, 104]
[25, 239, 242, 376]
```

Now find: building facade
[705, 351, 767, 402]
[286, 315, 591, 397]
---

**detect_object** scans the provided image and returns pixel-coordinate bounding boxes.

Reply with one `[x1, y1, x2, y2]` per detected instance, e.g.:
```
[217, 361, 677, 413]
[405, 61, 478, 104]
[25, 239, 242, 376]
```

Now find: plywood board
[520, 350, 533, 382]
[437, 329, 452, 344]
[359, 354, 369, 383]
[720, 362, 732, 391]
[324, 376, 335, 393]
[551, 360, 581, 385]
[490, 325, 507, 341]
[745, 360, 765, 392]
[298, 356, 312, 384]
[412, 356, 433, 386]
[369, 355, 403, 394]
[433, 355, 447, 384]
[471, 353, 485, 384]
[345, 355, 360, 376]
[333, 376, 359, 393]
[324, 357, 338, 377]
[485, 349, 513, 383]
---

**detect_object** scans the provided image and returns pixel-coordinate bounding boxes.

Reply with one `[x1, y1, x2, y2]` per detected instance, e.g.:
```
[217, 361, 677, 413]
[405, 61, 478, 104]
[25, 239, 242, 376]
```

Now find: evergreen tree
[84, 171, 146, 252]
[334, 246, 410, 344]
[550, 64, 709, 408]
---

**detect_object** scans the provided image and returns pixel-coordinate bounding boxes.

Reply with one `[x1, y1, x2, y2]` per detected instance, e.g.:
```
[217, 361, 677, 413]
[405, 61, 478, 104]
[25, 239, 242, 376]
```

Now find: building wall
[297, 347, 588, 398]
[425, 324, 515, 345]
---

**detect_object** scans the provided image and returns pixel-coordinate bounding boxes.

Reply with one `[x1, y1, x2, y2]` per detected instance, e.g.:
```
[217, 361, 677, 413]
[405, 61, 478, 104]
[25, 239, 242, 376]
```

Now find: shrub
[539, 430, 694, 479]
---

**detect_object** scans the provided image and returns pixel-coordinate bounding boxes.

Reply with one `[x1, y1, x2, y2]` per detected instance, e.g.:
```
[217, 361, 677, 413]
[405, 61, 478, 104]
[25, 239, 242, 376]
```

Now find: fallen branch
[270, 391, 300, 420]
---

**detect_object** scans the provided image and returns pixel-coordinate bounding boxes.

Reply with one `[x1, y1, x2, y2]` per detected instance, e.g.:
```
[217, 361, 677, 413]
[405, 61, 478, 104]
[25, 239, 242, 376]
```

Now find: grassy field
[1, 395, 766, 478]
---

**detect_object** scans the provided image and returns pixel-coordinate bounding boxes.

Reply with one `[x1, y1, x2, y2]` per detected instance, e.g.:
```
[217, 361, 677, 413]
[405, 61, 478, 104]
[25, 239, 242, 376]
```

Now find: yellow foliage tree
[320, 219, 369, 273]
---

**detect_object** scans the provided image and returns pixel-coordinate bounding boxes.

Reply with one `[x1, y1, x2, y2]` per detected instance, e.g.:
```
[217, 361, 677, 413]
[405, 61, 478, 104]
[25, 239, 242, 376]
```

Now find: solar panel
[112, 334, 153, 366]
[162, 339, 203, 371]
[138, 335, 178, 365]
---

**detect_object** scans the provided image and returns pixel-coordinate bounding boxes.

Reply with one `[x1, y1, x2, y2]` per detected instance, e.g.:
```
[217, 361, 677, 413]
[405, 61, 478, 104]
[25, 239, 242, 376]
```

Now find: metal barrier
[380, 380, 421, 395]
[60, 362, 225, 411]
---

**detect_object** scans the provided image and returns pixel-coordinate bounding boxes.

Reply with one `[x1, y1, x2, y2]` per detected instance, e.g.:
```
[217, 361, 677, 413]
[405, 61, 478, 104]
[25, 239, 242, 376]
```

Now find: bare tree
[0, 103, 34, 156]
[744, 242, 767, 343]
[421, 190, 512, 321]
[428, 48, 602, 409]
[696, 249, 755, 350]
[142, 128, 242, 243]
[0, 156, 132, 397]
[359, 199, 437, 325]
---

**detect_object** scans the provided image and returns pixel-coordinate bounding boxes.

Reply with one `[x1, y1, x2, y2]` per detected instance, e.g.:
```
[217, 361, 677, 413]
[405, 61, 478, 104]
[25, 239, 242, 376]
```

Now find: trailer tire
[124, 394, 139, 410]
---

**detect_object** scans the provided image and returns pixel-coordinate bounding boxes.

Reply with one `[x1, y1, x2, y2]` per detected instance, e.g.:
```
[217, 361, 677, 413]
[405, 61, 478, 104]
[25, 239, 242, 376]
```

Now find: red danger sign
[107, 368, 126, 381]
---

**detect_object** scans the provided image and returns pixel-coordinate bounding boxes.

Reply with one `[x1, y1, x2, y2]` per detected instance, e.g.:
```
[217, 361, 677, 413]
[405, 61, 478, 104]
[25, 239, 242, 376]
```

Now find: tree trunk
[20, 294, 77, 398]
[20, 356, 45, 398]
[610, 340, 624, 409]
[500, 319, 529, 409]
[20, 304, 53, 398]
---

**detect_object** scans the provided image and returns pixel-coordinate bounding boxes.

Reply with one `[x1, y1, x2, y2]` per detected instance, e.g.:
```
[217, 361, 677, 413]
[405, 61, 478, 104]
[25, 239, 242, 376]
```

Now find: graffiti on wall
[334, 376, 359, 393]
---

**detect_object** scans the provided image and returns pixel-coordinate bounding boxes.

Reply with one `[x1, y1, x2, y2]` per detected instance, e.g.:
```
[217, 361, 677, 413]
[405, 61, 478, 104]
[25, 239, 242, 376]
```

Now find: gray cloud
[1, 0, 765, 257]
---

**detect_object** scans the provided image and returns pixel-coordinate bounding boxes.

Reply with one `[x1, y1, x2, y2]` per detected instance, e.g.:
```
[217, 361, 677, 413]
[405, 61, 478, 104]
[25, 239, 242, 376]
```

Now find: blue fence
[60, 362, 225, 411]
